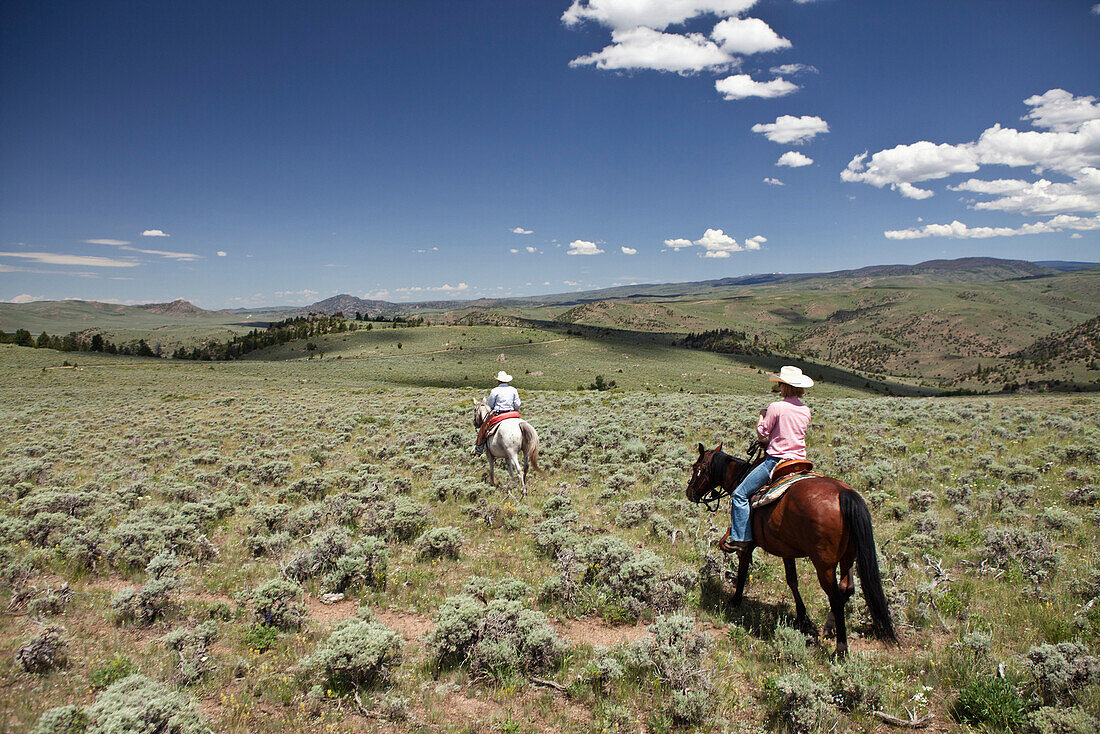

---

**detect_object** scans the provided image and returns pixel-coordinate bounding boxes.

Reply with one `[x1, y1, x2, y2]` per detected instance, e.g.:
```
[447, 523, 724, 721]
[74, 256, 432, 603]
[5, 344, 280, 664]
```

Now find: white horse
[472, 399, 540, 495]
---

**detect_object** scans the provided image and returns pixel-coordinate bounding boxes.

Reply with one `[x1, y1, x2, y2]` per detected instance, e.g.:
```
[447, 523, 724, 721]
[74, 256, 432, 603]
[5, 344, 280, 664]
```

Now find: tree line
[2, 311, 426, 361]
[0, 328, 157, 356]
[172, 312, 424, 360]
[679, 328, 773, 356]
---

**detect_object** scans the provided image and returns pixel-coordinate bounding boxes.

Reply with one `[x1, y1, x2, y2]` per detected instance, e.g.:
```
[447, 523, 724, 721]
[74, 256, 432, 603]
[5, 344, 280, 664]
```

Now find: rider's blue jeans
[729, 456, 779, 543]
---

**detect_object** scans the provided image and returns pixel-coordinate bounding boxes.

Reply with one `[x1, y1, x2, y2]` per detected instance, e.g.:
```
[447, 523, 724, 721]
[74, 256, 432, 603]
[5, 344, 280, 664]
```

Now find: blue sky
[1, 0, 1097, 308]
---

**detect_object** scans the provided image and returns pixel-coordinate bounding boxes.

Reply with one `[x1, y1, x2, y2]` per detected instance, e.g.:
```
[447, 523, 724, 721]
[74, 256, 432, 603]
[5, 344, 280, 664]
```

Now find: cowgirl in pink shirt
[719, 365, 814, 554]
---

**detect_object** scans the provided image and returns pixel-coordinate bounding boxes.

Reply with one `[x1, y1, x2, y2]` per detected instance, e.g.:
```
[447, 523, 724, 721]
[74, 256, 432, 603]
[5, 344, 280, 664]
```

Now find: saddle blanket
[750, 471, 824, 509]
[487, 411, 520, 428]
[484, 411, 520, 439]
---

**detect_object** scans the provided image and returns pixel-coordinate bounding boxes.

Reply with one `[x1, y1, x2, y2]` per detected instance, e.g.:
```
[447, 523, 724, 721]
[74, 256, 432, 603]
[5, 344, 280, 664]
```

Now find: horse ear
[697, 442, 705, 458]
[716, 442, 723, 453]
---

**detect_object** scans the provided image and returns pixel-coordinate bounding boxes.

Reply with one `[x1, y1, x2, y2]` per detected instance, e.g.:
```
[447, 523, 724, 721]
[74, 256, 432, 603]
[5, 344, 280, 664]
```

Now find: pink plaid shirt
[756, 397, 811, 460]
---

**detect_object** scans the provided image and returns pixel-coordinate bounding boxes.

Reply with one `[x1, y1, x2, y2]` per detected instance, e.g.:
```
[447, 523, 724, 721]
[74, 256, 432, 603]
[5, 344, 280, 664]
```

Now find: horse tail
[519, 421, 540, 474]
[840, 489, 897, 643]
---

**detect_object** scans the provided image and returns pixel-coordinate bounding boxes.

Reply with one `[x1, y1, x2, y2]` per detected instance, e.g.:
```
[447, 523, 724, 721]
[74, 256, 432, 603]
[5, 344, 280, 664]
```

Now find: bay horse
[472, 399, 540, 496]
[687, 442, 896, 656]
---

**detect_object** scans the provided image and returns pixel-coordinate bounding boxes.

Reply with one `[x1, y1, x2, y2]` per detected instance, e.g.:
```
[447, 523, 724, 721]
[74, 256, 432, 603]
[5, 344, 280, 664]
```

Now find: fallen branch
[872, 711, 933, 728]
[352, 689, 382, 719]
[529, 676, 568, 693]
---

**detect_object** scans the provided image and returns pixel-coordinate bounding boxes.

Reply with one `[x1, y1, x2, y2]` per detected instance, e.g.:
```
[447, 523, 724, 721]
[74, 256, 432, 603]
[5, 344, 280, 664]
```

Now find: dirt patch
[374, 609, 433, 640]
[305, 594, 357, 626]
[551, 617, 651, 647]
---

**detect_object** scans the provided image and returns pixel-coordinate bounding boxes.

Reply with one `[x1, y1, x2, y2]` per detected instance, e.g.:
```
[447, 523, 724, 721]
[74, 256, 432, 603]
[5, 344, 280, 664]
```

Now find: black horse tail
[840, 489, 897, 643]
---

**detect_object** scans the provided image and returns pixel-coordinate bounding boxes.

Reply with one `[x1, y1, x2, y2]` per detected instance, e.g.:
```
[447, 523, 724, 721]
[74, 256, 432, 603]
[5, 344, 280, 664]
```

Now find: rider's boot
[472, 443, 485, 456]
[718, 529, 751, 554]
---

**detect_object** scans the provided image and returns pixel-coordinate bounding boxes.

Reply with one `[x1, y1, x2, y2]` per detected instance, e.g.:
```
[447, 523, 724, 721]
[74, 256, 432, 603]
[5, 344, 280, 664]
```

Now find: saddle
[480, 411, 520, 441]
[751, 460, 819, 509]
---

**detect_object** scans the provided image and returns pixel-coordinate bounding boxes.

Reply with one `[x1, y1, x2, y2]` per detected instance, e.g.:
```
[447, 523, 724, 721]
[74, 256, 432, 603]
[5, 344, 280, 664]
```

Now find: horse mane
[710, 450, 746, 490]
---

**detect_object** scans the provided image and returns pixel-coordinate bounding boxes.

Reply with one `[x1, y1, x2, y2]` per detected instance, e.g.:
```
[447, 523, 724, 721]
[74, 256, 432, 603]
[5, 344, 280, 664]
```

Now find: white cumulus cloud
[621, 246, 638, 255]
[216, 251, 228, 257]
[769, 63, 817, 75]
[141, 229, 170, 237]
[667, 228, 762, 257]
[562, 0, 758, 31]
[751, 114, 829, 144]
[525, 246, 537, 253]
[763, 177, 785, 186]
[712, 17, 790, 55]
[715, 74, 798, 100]
[883, 214, 1100, 240]
[1022, 89, 1100, 133]
[777, 151, 813, 167]
[843, 90, 1100, 215]
[695, 228, 741, 257]
[511, 227, 534, 234]
[570, 26, 733, 73]
[567, 239, 605, 255]
[7, 293, 43, 303]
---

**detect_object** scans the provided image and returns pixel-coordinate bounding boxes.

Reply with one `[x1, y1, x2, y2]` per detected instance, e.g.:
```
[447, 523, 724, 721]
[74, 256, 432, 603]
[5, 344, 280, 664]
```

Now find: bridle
[472, 403, 489, 428]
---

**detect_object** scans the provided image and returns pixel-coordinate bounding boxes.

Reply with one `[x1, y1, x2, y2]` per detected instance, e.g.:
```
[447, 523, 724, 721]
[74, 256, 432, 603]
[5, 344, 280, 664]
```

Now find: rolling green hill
[3, 258, 1097, 392]
[462, 268, 1100, 391]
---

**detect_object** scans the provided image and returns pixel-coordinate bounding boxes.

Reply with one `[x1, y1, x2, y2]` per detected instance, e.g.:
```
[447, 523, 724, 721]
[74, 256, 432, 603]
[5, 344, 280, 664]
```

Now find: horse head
[686, 442, 723, 503]
[472, 398, 489, 428]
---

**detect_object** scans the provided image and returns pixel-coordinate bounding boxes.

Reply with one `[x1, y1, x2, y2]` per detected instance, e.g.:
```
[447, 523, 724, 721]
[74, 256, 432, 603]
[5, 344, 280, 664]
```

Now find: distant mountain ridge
[2, 258, 1094, 320]
[138, 298, 213, 316]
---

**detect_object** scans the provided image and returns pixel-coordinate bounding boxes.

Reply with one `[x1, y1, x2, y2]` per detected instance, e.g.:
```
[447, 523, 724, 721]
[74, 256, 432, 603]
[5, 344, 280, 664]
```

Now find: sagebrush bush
[615, 499, 654, 527]
[625, 615, 714, 724]
[84, 674, 206, 734]
[770, 625, 810, 665]
[1028, 706, 1100, 734]
[415, 526, 465, 559]
[579, 647, 624, 696]
[765, 672, 833, 733]
[30, 705, 87, 734]
[283, 527, 387, 592]
[18, 625, 68, 674]
[463, 575, 530, 602]
[580, 536, 693, 619]
[828, 654, 883, 712]
[423, 594, 485, 665]
[983, 526, 1059, 582]
[1025, 642, 1100, 705]
[250, 578, 307, 630]
[161, 621, 217, 684]
[299, 619, 402, 691]
[424, 594, 567, 681]
[111, 576, 180, 626]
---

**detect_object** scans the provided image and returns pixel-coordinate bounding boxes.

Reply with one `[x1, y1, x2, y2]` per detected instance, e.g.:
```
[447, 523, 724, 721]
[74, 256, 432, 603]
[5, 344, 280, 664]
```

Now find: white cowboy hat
[495, 370, 513, 383]
[769, 365, 814, 388]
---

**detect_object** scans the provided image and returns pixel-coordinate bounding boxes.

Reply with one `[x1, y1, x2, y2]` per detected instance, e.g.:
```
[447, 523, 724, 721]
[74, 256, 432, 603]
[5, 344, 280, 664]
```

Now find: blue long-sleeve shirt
[487, 384, 521, 413]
